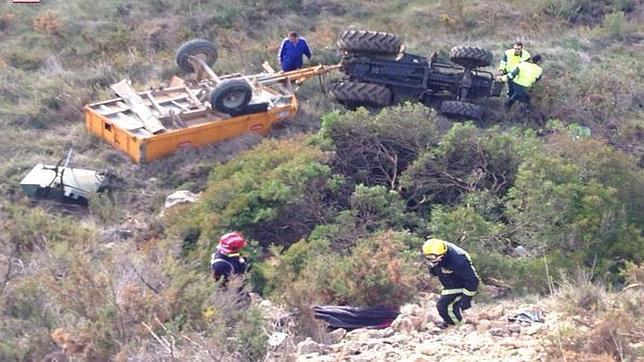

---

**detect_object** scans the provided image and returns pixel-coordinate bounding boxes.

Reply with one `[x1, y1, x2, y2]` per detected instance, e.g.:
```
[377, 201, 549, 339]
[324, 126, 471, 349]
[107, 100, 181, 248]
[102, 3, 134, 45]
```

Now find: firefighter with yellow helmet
[422, 238, 480, 328]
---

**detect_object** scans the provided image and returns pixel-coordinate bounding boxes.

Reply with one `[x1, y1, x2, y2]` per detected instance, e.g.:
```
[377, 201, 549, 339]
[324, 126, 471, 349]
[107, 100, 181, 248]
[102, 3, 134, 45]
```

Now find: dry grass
[545, 267, 644, 361]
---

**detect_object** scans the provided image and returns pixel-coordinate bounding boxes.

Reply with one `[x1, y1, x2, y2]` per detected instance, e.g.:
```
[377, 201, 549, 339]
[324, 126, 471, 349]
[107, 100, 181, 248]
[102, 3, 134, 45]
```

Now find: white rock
[490, 320, 506, 329]
[345, 328, 369, 340]
[327, 328, 346, 344]
[477, 319, 492, 332]
[391, 316, 414, 333]
[295, 353, 318, 361]
[507, 323, 521, 333]
[409, 315, 427, 331]
[479, 305, 504, 320]
[297, 337, 320, 355]
[267, 332, 287, 348]
[163, 190, 199, 209]
[513, 245, 528, 256]
[416, 341, 442, 355]
[523, 323, 543, 336]
[401, 303, 422, 316]
[459, 324, 475, 333]
[489, 328, 504, 337]
[376, 327, 395, 338]
[404, 354, 432, 362]
[500, 339, 521, 349]
[342, 341, 362, 355]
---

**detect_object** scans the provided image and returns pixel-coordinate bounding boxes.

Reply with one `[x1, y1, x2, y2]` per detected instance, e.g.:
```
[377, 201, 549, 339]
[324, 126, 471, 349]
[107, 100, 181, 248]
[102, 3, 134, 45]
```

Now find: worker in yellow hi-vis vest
[497, 54, 543, 111]
[498, 42, 531, 75]
[422, 238, 480, 329]
[498, 42, 532, 100]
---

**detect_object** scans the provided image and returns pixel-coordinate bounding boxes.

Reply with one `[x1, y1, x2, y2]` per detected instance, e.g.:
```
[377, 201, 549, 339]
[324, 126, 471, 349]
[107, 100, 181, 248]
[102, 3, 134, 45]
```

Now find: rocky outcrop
[288, 295, 550, 362]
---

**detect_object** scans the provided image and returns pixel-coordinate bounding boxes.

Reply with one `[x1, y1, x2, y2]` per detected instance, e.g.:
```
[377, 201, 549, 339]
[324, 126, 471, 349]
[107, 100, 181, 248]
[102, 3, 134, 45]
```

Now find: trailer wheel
[449, 46, 493, 68]
[328, 81, 393, 107]
[440, 101, 484, 121]
[337, 30, 402, 55]
[210, 79, 252, 114]
[176, 39, 218, 73]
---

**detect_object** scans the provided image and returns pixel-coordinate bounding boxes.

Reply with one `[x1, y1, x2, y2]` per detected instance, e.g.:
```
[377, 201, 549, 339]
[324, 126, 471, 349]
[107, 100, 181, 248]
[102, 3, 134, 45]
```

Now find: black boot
[434, 321, 450, 329]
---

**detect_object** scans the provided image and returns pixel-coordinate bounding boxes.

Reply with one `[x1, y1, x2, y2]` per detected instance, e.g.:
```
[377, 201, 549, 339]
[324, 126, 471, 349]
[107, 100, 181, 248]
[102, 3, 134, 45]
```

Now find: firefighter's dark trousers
[437, 294, 464, 325]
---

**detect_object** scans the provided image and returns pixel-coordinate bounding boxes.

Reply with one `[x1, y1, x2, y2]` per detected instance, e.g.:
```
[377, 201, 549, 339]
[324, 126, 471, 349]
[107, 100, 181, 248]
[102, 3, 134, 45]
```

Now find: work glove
[460, 295, 472, 310]
[495, 75, 508, 82]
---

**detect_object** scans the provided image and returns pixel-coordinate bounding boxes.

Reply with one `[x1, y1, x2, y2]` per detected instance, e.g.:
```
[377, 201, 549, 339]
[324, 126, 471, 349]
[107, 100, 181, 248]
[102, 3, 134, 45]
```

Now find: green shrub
[318, 103, 439, 189]
[185, 137, 331, 250]
[472, 251, 575, 294]
[234, 306, 268, 361]
[598, 11, 632, 40]
[4, 204, 96, 254]
[89, 192, 122, 226]
[280, 184, 421, 254]
[505, 133, 643, 273]
[536, 0, 605, 24]
[401, 123, 524, 213]
[428, 205, 504, 253]
[0, 318, 52, 360]
[263, 230, 421, 307]
[349, 184, 420, 232]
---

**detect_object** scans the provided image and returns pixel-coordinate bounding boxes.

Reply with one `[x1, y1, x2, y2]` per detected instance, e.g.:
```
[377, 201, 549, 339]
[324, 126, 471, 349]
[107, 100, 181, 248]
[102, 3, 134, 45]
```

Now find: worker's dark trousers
[507, 80, 516, 98]
[437, 294, 464, 325]
[506, 82, 530, 109]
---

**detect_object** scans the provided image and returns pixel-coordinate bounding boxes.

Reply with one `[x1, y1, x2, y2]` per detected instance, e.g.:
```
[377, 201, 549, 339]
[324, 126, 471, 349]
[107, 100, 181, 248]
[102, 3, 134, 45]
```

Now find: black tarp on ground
[313, 305, 399, 330]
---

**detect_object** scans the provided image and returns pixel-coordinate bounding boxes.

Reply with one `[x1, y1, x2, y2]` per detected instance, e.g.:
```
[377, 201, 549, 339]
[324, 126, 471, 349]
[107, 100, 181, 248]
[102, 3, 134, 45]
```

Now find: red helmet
[217, 232, 246, 254]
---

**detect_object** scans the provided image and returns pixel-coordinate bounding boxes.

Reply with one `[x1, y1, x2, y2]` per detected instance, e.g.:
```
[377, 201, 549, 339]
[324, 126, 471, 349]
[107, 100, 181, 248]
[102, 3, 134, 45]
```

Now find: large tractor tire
[337, 30, 402, 55]
[176, 39, 218, 73]
[449, 46, 493, 68]
[328, 81, 393, 107]
[210, 79, 252, 114]
[440, 101, 484, 121]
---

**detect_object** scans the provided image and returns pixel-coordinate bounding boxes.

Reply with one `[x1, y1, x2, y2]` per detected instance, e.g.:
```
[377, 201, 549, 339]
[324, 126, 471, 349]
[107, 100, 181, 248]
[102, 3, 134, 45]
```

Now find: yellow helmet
[422, 238, 447, 256]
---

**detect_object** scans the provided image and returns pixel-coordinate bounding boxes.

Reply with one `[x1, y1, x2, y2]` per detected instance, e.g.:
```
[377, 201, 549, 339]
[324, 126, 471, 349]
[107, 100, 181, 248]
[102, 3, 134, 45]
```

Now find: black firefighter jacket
[429, 243, 480, 297]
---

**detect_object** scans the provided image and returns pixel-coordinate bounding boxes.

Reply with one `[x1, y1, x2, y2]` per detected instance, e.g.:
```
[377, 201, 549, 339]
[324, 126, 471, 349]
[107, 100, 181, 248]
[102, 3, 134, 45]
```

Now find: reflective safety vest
[510, 62, 543, 88]
[499, 49, 531, 73]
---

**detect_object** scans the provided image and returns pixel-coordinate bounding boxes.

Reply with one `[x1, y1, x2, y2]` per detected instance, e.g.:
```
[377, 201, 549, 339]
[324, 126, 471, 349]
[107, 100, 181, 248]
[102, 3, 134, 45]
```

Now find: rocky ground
[262, 293, 556, 362]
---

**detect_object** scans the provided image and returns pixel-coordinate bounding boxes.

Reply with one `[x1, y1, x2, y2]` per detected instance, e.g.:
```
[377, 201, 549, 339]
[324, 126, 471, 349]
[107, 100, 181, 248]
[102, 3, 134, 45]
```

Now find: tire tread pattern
[440, 101, 484, 120]
[449, 46, 493, 68]
[328, 81, 392, 107]
[209, 79, 252, 114]
[176, 39, 218, 73]
[337, 30, 402, 54]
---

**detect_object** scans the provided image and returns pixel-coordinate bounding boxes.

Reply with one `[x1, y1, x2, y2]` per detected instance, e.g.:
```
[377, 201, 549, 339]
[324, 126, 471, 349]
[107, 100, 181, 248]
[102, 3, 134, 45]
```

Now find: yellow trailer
[85, 39, 338, 163]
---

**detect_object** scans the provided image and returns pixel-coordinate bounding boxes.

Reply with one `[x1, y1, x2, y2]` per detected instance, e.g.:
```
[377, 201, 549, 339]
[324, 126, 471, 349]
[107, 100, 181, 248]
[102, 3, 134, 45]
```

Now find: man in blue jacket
[278, 31, 312, 72]
[422, 238, 480, 328]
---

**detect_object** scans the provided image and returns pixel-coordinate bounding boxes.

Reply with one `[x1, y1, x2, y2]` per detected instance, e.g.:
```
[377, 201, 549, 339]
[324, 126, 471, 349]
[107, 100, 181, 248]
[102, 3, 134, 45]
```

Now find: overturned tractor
[329, 30, 502, 120]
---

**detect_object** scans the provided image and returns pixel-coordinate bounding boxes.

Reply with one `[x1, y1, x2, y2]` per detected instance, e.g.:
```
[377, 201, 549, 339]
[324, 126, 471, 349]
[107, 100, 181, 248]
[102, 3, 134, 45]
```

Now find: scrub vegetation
[0, 0, 642, 360]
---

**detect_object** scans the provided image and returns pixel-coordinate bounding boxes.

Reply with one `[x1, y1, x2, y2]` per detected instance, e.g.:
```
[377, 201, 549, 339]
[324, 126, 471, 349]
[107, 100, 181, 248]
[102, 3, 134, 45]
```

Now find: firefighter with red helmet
[210, 231, 249, 283]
